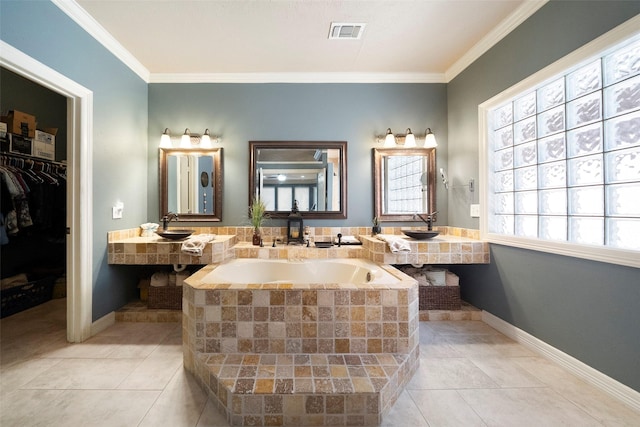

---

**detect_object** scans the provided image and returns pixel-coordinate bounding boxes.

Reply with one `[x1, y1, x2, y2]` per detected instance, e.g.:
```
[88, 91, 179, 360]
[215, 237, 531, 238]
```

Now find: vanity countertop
[107, 226, 488, 265]
[360, 233, 489, 264]
[107, 233, 236, 265]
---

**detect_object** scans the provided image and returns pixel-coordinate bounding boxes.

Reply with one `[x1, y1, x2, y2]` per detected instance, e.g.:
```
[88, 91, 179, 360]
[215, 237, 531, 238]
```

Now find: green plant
[372, 216, 380, 226]
[250, 197, 268, 232]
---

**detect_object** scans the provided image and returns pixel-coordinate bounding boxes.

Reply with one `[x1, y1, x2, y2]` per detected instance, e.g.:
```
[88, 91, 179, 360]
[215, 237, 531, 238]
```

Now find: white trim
[478, 15, 640, 269]
[51, 0, 150, 82]
[482, 311, 640, 412]
[0, 41, 94, 343]
[445, 0, 549, 82]
[149, 72, 446, 84]
[91, 311, 115, 335]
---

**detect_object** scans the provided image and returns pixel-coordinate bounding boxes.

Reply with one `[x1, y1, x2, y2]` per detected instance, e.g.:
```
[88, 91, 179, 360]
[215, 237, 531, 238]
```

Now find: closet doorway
[1, 42, 93, 342]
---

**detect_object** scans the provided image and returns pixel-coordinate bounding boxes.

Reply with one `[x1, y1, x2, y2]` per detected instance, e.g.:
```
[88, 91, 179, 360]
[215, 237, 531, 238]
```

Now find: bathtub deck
[195, 350, 418, 427]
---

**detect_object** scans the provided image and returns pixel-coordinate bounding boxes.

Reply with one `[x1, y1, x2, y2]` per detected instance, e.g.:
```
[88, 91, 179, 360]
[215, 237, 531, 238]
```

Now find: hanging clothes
[0, 154, 66, 241]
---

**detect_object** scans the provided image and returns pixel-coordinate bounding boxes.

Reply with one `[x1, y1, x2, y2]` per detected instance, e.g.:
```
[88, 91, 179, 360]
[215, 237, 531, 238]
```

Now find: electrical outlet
[470, 204, 480, 218]
[112, 202, 124, 219]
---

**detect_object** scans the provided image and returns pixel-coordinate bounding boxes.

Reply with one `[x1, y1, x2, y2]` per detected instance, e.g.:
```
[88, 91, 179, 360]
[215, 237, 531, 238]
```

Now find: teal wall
[148, 83, 448, 227]
[447, 1, 640, 391]
[1, 0, 149, 320]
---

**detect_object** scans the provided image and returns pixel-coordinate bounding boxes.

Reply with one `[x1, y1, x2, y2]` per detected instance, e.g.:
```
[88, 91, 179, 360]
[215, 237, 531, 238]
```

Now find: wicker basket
[147, 286, 183, 310]
[1, 276, 55, 318]
[419, 285, 461, 310]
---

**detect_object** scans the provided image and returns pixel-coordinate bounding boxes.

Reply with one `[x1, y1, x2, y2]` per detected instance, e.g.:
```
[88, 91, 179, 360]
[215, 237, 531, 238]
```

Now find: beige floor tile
[469, 357, 545, 388]
[138, 366, 210, 427]
[380, 390, 428, 427]
[195, 398, 232, 427]
[23, 358, 143, 389]
[406, 357, 498, 390]
[117, 355, 182, 390]
[0, 357, 63, 395]
[408, 389, 486, 427]
[3, 300, 639, 427]
[458, 388, 603, 427]
[0, 388, 65, 427]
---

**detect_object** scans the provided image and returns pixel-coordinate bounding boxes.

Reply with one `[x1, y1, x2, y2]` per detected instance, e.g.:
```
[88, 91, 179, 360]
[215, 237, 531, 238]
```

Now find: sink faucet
[415, 211, 438, 231]
[161, 212, 178, 230]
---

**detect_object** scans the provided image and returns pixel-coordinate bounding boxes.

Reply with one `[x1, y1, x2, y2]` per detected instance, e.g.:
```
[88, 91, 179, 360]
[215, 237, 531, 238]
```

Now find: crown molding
[52, 0, 150, 82]
[149, 72, 447, 84]
[445, 0, 549, 82]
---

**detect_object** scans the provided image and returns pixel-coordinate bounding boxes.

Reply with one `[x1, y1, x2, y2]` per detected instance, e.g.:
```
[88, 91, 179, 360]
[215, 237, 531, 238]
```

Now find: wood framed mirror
[373, 147, 436, 221]
[159, 148, 223, 222]
[249, 141, 347, 219]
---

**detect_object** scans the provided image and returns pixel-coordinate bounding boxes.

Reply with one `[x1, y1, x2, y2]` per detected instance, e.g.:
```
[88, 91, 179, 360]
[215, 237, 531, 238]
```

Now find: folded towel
[150, 271, 169, 287]
[376, 234, 412, 253]
[181, 234, 216, 256]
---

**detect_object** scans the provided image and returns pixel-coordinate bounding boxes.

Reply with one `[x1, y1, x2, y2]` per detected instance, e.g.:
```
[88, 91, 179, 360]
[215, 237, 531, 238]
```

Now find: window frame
[478, 15, 640, 269]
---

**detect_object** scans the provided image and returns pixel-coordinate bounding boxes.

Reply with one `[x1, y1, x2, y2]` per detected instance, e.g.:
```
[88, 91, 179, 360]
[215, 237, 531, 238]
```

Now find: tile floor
[1, 298, 639, 426]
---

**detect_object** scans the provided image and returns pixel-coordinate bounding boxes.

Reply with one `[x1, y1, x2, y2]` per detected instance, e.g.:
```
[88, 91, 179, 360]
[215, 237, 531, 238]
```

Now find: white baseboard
[90, 311, 115, 336]
[482, 310, 640, 412]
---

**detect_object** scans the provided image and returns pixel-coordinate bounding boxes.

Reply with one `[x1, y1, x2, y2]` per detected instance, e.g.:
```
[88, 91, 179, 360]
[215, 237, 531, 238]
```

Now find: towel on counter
[150, 271, 169, 287]
[181, 234, 216, 256]
[376, 234, 412, 253]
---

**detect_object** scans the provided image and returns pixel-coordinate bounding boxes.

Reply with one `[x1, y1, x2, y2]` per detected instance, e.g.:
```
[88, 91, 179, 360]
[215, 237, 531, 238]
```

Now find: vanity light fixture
[180, 128, 192, 148]
[383, 128, 396, 147]
[200, 129, 212, 148]
[160, 128, 172, 148]
[404, 128, 417, 148]
[424, 128, 437, 148]
[377, 127, 437, 148]
[159, 128, 220, 148]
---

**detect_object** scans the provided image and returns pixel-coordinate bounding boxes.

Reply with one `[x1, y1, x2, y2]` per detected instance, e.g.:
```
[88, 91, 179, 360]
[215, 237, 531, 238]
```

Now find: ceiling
[68, 0, 547, 83]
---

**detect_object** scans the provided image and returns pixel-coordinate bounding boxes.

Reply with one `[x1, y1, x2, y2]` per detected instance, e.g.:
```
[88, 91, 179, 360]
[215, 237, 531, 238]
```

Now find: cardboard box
[1, 110, 36, 138]
[33, 130, 55, 160]
[9, 134, 33, 156]
[0, 122, 7, 152]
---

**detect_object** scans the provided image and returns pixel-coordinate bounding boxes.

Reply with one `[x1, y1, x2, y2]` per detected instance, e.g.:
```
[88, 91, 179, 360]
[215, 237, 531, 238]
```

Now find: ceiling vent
[328, 22, 366, 40]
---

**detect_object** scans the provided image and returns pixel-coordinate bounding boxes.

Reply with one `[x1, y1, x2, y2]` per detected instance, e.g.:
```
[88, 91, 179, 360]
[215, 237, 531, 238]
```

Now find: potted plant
[372, 216, 381, 235]
[249, 197, 268, 245]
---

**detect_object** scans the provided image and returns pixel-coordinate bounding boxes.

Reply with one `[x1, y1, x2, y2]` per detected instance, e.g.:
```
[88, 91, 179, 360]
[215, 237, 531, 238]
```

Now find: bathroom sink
[155, 229, 195, 240]
[401, 229, 440, 240]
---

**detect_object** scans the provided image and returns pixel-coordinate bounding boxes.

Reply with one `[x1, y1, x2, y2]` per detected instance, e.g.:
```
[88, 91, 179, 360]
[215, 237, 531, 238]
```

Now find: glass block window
[487, 35, 640, 252]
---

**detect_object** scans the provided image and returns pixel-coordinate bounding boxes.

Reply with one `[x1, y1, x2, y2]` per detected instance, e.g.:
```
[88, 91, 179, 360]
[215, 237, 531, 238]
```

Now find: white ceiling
[67, 0, 547, 83]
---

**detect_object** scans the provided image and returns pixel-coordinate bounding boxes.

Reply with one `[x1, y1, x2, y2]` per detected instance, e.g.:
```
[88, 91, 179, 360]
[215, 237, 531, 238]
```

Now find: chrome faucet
[161, 212, 178, 230]
[415, 211, 438, 231]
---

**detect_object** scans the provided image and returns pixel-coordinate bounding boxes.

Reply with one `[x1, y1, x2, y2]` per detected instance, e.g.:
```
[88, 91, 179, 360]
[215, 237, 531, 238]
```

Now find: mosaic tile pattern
[107, 233, 236, 265]
[107, 226, 488, 266]
[193, 351, 418, 426]
[182, 265, 420, 426]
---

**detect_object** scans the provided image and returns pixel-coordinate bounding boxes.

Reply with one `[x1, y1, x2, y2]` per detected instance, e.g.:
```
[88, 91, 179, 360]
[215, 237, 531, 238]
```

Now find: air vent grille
[328, 22, 366, 40]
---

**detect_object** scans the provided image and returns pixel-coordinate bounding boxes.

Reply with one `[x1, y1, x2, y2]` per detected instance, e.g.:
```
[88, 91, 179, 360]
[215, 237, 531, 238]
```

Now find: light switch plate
[470, 204, 480, 218]
[112, 202, 124, 219]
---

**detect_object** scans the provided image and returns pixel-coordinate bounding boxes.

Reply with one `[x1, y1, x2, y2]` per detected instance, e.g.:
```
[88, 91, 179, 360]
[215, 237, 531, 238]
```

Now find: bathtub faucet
[161, 212, 178, 230]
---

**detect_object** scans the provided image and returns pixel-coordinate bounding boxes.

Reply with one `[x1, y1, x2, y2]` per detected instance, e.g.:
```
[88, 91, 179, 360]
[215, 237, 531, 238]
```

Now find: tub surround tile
[183, 262, 420, 426]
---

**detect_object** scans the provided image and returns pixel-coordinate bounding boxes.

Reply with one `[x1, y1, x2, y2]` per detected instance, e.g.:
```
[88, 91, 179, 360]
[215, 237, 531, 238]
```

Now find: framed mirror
[159, 148, 223, 222]
[249, 141, 347, 219]
[373, 148, 436, 221]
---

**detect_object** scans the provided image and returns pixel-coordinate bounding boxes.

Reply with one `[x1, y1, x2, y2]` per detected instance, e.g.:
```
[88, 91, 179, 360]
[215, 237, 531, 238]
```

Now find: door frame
[1, 41, 93, 342]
